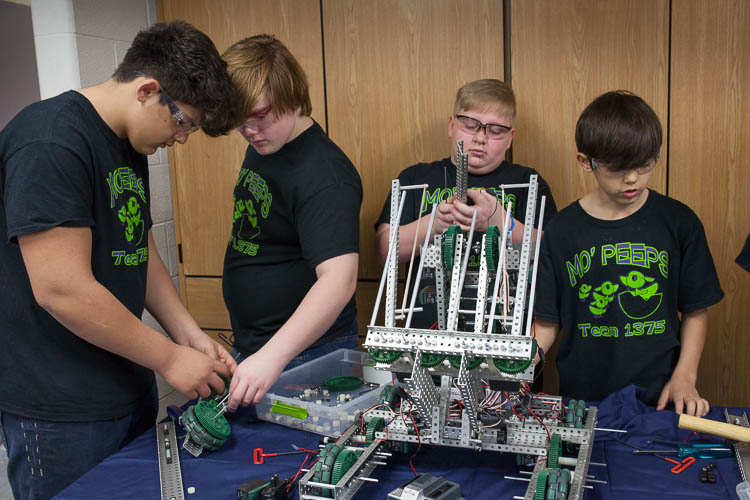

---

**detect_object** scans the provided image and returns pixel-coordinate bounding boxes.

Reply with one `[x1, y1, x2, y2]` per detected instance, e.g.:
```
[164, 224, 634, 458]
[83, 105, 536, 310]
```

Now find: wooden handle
[679, 413, 750, 443]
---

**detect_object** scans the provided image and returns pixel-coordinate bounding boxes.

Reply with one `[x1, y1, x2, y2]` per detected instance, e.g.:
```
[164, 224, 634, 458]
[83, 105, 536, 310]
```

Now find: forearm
[534, 319, 560, 363]
[258, 255, 358, 364]
[672, 309, 709, 383]
[376, 216, 435, 266]
[144, 234, 203, 345]
[39, 278, 175, 371]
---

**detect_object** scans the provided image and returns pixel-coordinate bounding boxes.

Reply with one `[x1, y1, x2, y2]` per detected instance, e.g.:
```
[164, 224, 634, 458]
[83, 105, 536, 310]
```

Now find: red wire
[407, 407, 422, 476]
[526, 404, 551, 442]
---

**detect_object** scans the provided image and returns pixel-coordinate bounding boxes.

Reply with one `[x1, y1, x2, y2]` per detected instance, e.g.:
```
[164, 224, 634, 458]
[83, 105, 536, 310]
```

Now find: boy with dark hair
[534, 91, 723, 416]
[0, 21, 237, 499]
[375, 79, 556, 330]
[221, 35, 362, 411]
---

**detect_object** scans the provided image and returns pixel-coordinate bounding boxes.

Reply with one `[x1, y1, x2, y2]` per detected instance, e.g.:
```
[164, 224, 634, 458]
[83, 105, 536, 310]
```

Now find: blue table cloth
[55, 386, 746, 499]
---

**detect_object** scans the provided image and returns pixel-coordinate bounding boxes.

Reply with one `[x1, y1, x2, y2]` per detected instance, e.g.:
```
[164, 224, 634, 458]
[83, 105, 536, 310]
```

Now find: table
[55, 385, 746, 499]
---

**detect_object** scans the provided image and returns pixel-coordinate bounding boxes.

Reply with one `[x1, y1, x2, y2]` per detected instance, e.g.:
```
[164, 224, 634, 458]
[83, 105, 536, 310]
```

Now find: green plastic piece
[448, 354, 484, 370]
[535, 469, 549, 500]
[485, 225, 500, 272]
[378, 385, 400, 407]
[418, 352, 446, 367]
[331, 449, 359, 485]
[548, 433, 562, 469]
[324, 376, 363, 392]
[193, 400, 231, 439]
[271, 400, 309, 420]
[365, 417, 385, 441]
[442, 225, 461, 270]
[493, 339, 538, 373]
[368, 348, 403, 364]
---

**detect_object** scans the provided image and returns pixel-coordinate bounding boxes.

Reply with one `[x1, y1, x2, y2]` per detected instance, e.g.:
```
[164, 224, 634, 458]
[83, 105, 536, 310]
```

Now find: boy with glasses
[533, 91, 723, 416]
[0, 21, 237, 499]
[374, 79, 556, 335]
[220, 35, 362, 412]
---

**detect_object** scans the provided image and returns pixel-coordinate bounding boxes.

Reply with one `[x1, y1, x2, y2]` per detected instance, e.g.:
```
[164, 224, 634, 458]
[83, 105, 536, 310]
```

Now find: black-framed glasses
[589, 157, 656, 175]
[160, 88, 200, 133]
[455, 114, 512, 139]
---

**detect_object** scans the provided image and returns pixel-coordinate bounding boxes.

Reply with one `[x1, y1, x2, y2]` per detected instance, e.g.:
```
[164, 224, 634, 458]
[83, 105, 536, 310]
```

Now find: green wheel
[365, 417, 385, 442]
[548, 433, 562, 469]
[535, 469, 549, 500]
[368, 348, 402, 364]
[324, 376, 363, 392]
[442, 225, 461, 270]
[331, 449, 360, 485]
[485, 225, 500, 272]
[448, 354, 484, 370]
[313, 443, 343, 497]
[193, 400, 231, 440]
[418, 353, 446, 368]
[377, 385, 400, 407]
[494, 339, 537, 373]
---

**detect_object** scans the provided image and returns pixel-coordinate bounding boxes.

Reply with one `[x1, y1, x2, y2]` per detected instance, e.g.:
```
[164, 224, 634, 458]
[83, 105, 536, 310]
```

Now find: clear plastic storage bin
[256, 349, 384, 437]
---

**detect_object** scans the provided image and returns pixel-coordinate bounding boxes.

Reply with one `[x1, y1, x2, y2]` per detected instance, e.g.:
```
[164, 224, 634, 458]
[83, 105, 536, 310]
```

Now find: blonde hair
[222, 34, 311, 124]
[454, 79, 516, 123]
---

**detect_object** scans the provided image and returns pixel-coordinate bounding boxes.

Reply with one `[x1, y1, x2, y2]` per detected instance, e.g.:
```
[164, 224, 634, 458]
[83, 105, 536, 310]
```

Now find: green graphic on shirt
[588, 281, 619, 317]
[616, 270, 663, 319]
[118, 196, 144, 245]
[420, 186, 517, 218]
[565, 242, 668, 287]
[578, 283, 592, 301]
[231, 169, 272, 257]
[232, 195, 261, 240]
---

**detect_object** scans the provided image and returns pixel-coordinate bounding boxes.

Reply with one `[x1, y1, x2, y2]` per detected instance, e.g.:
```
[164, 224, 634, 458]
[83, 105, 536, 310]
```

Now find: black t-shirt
[534, 191, 724, 404]
[737, 234, 750, 272]
[0, 91, 155, 421]
[223, 122, 362, 355]
[375, 157, 557, 329]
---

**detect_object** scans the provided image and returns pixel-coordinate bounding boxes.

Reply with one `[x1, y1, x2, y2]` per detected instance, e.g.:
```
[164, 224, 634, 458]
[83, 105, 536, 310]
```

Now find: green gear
[547, 433, 562, 469]
[485, 225, 500, 272]
[442, 225, 461, 270]
[368, 348, 402, 364]
[557, 469, 571, 498]
[331, 449, 360, 485]
[365, 417, 385, 441]
[493, 339, 538, 373]
[324, 376, 363, 392]
[193, 400, 231, 439]
[535, 469, 549, 500]
[377, 385, 400, 407]
[417, 352, 446, 367]
[448, 354, 484, 370]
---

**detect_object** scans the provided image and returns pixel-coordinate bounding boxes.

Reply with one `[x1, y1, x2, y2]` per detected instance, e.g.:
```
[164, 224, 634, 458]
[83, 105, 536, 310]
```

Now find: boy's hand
[159, 344, 233, 400]
[657, 375, 710, 416]
[433, 195, 457, 235]
[227, 353, 286, 411]
[186, 332, 237, 373]
[451, 189, 504, 232]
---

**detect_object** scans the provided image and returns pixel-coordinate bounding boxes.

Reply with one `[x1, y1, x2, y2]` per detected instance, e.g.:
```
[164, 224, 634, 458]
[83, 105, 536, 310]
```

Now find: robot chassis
[299, 166, 600, 499]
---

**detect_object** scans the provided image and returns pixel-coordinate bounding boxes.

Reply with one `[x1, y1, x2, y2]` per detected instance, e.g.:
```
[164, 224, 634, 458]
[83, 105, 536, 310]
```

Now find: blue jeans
[0, 383, 158, 500]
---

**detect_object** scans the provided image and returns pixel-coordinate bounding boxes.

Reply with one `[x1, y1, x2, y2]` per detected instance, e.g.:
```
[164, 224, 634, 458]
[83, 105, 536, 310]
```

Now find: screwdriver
[633, 443, 732, 459]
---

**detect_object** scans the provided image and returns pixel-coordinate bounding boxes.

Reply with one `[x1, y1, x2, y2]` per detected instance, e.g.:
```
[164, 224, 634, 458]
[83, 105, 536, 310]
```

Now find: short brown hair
[575, 90, 662, 172]
[454, 79, 516, 123]
[222, 34, 312, 124]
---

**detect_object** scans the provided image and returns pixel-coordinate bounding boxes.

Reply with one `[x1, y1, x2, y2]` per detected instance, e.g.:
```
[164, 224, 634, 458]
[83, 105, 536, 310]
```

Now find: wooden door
[670, 0, 750, 407]
[511, 0, 670, 394]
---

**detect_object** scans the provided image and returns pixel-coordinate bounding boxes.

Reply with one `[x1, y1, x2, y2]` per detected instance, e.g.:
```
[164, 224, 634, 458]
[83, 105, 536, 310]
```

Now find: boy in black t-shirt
[375, 79, 556, 331]
[0, 22, 237, 499]
[534, 91, 723, 416]
[221, 36, 362, 412]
